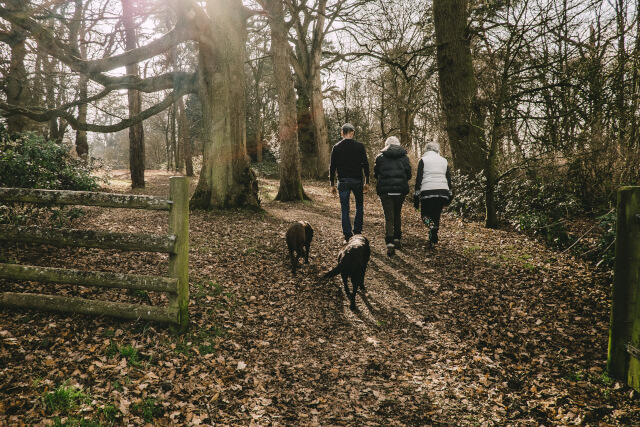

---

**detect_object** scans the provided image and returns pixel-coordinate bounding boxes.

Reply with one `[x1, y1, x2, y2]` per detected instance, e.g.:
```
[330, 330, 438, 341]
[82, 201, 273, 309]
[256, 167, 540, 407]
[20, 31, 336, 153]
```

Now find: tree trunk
[265, 0, 306, 201]
[170, 102, 178, 171]
[296, 83, 316, 176]
[177, 96, 193, 176]
[5, 1, 30, 134]
[190, 0, 259, 209]
[164, 111, 172, 171]
[255, 112, 264, 163]
[398, 106, 412, 148]
[42, 55, 63, 143]
[308, 0, 329, 179]
[310, 70, 329, 179]
[629, 0, 640, 149]
[433, 0, 485, 176]
[75, 74, 89, 158]
[122, 0, 145, 188]
[615, 0, 627, 147]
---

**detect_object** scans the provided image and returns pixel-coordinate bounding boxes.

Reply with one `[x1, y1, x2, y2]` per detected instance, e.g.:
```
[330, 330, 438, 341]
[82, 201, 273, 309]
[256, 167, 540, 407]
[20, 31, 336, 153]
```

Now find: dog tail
[324, 251, 352, 278]
[323, 264, 342, 278]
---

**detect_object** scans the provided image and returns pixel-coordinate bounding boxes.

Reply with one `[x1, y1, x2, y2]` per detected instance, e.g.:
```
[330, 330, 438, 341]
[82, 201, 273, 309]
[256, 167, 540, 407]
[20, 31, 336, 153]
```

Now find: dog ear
[303, 223, 313, 239]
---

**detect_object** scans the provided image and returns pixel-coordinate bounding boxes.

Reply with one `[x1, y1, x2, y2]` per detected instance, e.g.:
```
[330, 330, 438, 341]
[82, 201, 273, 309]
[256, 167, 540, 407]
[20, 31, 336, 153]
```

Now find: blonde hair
[385, 136, 400, 147]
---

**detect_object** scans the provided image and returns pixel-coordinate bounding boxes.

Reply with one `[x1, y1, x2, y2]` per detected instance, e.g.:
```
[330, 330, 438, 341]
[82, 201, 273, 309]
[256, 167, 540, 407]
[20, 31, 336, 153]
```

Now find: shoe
[393, 239, 401, 250]
[343, 234, 353, 244]
[431, 228, 439, 244]
[386, 243, 395, 256]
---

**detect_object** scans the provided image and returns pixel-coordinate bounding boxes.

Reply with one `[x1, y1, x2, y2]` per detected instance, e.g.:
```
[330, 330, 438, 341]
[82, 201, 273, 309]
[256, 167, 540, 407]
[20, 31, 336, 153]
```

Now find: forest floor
[1, 170, 639, 426]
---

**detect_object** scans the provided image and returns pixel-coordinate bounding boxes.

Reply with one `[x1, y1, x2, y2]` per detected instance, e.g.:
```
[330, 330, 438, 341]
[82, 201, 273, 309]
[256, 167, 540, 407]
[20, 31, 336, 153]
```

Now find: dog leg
[358, 270, 366, 293]
[289, 248, 297, 274]
[341, 272, 351, 298]
[349, 280, 357, 311]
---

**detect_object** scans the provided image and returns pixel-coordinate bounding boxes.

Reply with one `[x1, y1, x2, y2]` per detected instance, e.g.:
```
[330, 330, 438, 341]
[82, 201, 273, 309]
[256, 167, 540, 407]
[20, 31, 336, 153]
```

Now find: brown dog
[285, 221, 314, 275]
[323, 235, 370, 310]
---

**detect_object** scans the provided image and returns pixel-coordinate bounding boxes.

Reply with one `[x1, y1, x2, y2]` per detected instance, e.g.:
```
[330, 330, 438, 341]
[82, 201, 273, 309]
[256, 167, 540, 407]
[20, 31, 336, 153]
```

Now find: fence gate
[0, 176, 189, 334]
[608, 186, 640, 389]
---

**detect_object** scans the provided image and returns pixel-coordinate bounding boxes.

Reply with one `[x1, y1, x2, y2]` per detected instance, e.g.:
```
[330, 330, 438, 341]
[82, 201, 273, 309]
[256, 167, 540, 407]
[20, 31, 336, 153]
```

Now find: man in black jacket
[330, 123, 370, 243]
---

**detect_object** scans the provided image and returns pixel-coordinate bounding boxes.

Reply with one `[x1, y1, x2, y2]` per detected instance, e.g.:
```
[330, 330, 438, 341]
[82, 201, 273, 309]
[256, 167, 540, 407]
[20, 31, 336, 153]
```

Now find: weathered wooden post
[608, 186, 640, 389]
[168, 176, 190, 334]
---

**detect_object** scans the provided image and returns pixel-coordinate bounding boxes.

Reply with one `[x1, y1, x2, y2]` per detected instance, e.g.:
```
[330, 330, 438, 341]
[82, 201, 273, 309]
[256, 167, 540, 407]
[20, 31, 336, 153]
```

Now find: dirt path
[1, 174, 637, 426]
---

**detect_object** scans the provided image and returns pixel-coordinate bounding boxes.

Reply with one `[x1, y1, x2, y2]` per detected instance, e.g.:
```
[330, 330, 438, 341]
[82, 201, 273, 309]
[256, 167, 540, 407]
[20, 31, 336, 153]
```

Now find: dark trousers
[420, 197, 446, 230]
[337, 178, 364, 238]
[379, 193, 405, 243]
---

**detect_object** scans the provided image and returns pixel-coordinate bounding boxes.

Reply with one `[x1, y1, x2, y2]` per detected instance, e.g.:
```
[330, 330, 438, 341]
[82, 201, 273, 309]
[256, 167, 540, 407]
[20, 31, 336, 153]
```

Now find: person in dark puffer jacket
[374, 136, 412, 256]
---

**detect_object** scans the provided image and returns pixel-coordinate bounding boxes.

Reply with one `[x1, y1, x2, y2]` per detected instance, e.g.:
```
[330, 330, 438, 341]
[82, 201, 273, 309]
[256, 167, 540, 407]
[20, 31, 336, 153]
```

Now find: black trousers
[379, 193, 405, 243]
[420, 197, 447, 229]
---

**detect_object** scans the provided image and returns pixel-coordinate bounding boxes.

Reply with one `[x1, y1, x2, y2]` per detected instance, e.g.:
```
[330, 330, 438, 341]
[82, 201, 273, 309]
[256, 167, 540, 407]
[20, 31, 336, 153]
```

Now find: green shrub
[0, 127, 101, 225]
[447, 170, 486, 220]
[0, 128, 99, 190]
[448, 171, 579, 245]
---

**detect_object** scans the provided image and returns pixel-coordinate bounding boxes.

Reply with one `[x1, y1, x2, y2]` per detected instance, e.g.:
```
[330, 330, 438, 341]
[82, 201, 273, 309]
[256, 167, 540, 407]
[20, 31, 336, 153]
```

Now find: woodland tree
[0, 0, 259, 207]
[258, 0, 307, 201]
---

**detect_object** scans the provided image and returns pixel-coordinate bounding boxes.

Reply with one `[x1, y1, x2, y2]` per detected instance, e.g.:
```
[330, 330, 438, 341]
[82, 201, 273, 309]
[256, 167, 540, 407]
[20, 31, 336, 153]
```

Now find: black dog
[285, 221, 314, 274]
[323, 235, 370, 310]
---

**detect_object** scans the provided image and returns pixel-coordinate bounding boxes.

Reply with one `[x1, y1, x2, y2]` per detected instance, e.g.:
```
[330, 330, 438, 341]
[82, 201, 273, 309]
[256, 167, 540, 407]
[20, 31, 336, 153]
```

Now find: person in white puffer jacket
[413, 142, 454, 245]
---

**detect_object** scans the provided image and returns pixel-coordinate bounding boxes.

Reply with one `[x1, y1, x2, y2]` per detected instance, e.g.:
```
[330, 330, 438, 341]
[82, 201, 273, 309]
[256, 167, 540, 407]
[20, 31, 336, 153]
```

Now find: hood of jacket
[381, 144, 407, 158]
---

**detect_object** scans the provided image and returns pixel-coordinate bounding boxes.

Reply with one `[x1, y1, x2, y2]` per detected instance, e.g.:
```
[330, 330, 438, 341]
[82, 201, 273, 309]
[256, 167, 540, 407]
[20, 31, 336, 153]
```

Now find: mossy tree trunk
[122, 0, 146, 188]
[189, 0, 259, 209]
[264, 0, 306, 201]
[310, 64, 330, 179]
[433, 0, 485, 177]
[4, 0, 31, 134]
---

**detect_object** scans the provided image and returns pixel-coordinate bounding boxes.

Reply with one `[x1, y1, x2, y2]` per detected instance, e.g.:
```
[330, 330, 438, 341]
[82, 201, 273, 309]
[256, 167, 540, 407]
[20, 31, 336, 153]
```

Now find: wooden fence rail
[0, 176, 189, 333]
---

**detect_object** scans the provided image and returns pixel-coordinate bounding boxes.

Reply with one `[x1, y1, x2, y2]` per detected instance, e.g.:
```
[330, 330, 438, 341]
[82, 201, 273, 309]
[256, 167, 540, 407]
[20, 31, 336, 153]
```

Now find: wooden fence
[608, 186, 640, 389]
[0, 176, 189, 334]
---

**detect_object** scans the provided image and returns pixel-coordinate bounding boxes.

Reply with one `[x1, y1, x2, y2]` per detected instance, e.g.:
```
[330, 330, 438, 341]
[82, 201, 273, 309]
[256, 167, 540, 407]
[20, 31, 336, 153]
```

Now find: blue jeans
[337, 178, 364, 238]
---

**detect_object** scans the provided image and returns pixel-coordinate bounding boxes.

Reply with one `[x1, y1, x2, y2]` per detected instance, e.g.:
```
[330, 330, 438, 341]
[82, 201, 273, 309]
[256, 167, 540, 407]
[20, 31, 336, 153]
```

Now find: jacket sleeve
[373, 154, 380, 180]
[446, 166, 453, 191]
[404, 156, 412, 182]
[361, 145, 370, 184]
[329, 145, 337, 186]
[414, 159, 424, 194]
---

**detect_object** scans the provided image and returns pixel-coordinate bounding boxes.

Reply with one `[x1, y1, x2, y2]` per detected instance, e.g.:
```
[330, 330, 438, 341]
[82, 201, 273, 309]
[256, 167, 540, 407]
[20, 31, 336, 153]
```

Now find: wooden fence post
[168, 176, 189, 334]
[607, 186, 640, 389]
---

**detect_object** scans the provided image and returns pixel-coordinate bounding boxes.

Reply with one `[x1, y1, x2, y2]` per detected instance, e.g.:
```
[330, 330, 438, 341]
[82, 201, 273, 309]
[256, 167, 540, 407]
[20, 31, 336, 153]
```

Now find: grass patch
[192, 280, 224, 300]
[97, 403, 120, 425]
[463, 246, 481, 255]
[118, 344, 141, 367]
[171, 327, 224, 356]
[131, 398, 163, 422]
[43, 381, 89, 415]
[106, 342, 143, 367]
[566, 370, 584, 382]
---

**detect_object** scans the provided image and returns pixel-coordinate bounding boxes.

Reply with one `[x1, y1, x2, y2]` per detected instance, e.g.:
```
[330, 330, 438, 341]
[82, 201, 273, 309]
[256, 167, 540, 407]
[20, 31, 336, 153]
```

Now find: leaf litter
[0, 172, 638, 425]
